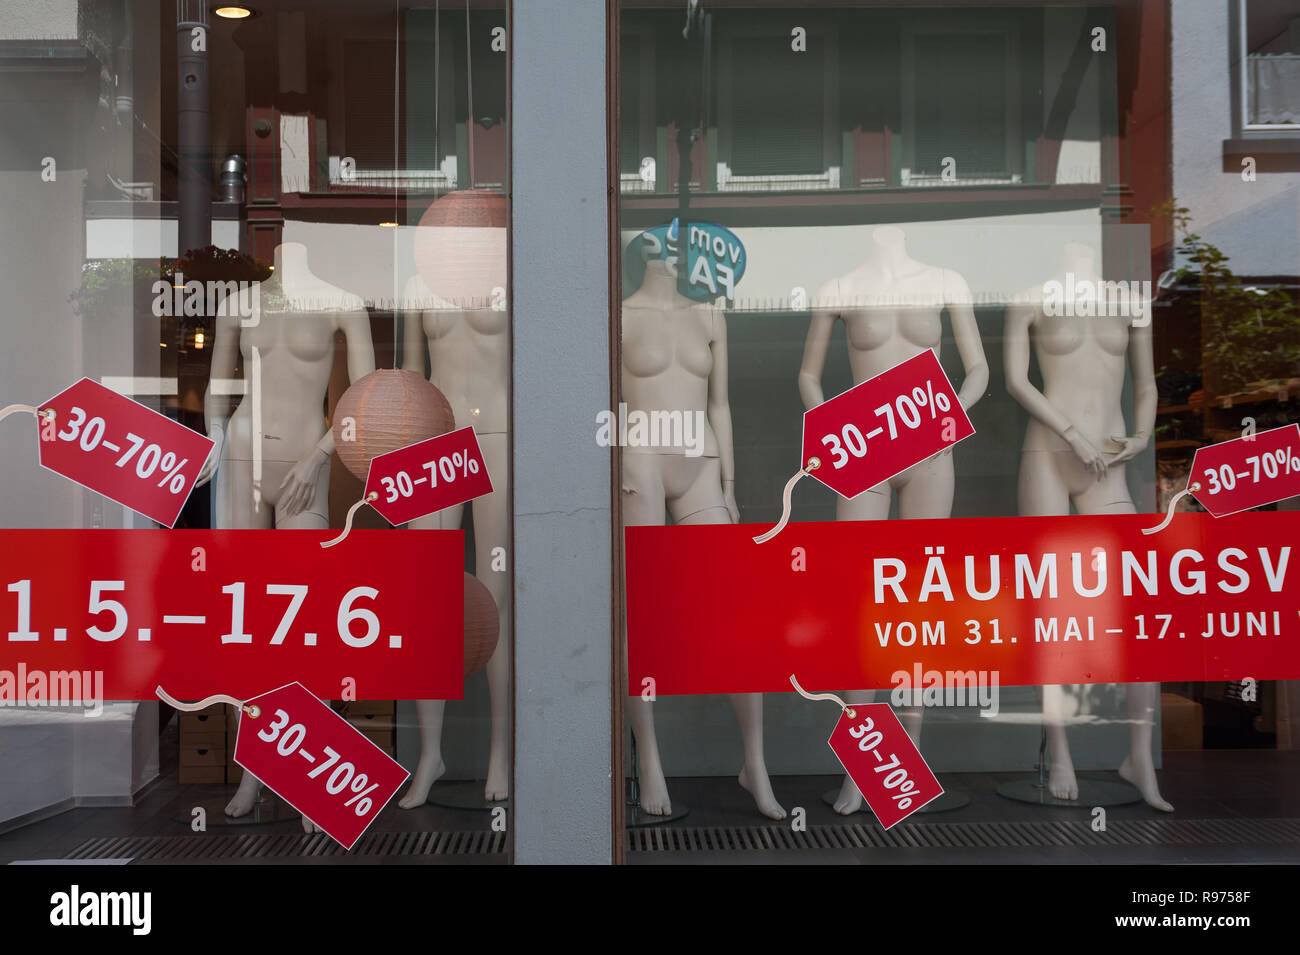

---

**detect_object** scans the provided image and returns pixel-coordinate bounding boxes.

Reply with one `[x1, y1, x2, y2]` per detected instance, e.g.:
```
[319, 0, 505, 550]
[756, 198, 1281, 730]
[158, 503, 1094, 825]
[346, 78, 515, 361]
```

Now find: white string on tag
[1141, 481, 1201, 536]
[0, 404, 55, 424]
[753, 457, 820, 544]
[789, 674, 855, 719]
[320, 491, 379, 549]
[155, 685, 261, 719]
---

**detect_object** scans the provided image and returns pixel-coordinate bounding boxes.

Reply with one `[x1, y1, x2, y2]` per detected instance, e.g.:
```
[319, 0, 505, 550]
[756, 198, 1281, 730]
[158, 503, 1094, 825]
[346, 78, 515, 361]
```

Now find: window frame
[714, 15, 841, 192]
[899, 12, 1023, 186]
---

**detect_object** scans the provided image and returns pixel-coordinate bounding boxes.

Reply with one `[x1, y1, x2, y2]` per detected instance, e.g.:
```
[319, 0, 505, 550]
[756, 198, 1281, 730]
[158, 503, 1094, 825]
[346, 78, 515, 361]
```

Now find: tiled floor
[3, 746, 1298, 864]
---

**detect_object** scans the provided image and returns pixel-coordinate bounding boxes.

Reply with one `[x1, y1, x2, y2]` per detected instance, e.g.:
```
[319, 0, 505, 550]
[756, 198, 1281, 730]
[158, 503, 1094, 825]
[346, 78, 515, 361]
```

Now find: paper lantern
[332, 369, 454, 481]
[463, 572, 499, 679]
[413, 190, 507, 309]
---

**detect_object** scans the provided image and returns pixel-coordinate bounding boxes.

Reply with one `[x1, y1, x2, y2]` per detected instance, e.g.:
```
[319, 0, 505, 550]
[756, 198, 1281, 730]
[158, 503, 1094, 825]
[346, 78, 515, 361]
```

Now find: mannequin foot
[301, 814, 320, 834]
[1048, 758, 1078, 801]
[224, 776, 262, 817]
[484, 747, 509, 802]
[832, 774, 864, 815]
[397, 756, 446, 809]
[637, 765, 672, 816]
[1119, 754, 1173, 812]
[738, 763, 786, 819]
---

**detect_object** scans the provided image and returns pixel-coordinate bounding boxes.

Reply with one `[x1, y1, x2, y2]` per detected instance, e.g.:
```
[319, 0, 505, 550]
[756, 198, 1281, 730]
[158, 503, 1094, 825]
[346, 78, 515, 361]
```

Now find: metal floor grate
[627, 818, 1300, 853]
[64, 829, 505, 861]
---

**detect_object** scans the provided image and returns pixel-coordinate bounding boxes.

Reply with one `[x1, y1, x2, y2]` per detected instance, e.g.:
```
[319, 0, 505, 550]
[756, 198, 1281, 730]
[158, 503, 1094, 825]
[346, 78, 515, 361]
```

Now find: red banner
[234, 682, 409, 850]
[38, 378, 215, 527]
[626, 511, 1300, 694]
[1, 530, 464, 700]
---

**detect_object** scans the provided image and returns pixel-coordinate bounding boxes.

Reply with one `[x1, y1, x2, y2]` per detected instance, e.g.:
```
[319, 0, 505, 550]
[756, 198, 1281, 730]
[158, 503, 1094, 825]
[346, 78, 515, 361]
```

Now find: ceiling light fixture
[213, 6, 254, 19]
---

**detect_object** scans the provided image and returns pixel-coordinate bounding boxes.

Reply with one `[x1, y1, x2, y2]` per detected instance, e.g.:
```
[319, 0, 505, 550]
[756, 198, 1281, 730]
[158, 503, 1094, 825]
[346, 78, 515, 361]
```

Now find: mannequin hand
[1064, 427, 1107, 480]
[1103, 432, 1148, 467]
[278, 448, 328, 517]
[723, 484, 740, 524]
[195, 427, 224, 488]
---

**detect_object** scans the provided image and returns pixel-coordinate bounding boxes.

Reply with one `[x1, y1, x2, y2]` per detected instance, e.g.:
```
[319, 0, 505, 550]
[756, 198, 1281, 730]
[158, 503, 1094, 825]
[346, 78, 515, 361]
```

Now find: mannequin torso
[402, 274, 508, 434]
[621, 261, 721, 458]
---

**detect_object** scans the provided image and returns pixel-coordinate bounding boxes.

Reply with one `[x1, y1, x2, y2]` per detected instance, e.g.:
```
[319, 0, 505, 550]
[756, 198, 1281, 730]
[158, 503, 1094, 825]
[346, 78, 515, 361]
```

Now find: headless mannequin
[397, 272, 511, 806]
[799, 225, 989, 815]
[198, 241, 376, 826]
[622, 257, 785, 820]
[1004, 241, 1171, 812]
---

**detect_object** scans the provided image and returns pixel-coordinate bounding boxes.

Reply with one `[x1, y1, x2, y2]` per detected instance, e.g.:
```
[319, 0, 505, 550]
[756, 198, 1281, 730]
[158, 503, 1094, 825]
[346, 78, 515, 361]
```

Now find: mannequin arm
[708, 309, 740, 522]
[1003, 303, 1105, 475]
[318, 307, 377, 459]
[400, 307, 427, 376]
[943, 273, 989, 411]
[798, 307, 836, 410]
[196, 312, 241, 486]
[400, 275, 427, 376]
[1106, 319, 1157, 465]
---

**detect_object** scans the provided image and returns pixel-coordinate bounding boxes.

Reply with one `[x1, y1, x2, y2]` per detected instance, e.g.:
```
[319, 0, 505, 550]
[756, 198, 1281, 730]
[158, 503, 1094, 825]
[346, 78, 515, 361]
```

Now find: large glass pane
[617, 0, 1300, 877]
[0, 0, 510, 866]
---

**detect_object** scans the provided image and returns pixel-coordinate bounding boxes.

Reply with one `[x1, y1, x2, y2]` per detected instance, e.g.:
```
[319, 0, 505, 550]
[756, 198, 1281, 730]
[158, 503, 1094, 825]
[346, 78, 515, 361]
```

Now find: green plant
[69, 259, 163, 318]
[1156, 199, 1300, 392]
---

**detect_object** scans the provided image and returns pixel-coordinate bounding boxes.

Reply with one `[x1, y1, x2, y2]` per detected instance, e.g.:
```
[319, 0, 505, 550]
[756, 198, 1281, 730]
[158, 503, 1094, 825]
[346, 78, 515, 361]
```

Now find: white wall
[1173, 0, 1300, 275]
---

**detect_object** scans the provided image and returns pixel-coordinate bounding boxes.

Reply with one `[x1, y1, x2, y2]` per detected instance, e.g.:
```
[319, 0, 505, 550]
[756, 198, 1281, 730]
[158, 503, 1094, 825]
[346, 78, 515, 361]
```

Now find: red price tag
[1190, 424, 1300, 517]
[826, 703, 942, 829]
[364, 426, 493, 526]
[234, 681, 409, 850]
[38, 378, 214, 527]
[803, 350, 973, 498]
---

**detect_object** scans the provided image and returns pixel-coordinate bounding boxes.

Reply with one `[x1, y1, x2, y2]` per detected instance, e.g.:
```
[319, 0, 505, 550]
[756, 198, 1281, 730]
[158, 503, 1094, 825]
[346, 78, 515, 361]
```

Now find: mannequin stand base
[821, 786, 970, 816]
[996, 776, 1140, 807]
[626, 802, 690, 827]
[424, 780, 508, 812]
[173, 793, 298, 828]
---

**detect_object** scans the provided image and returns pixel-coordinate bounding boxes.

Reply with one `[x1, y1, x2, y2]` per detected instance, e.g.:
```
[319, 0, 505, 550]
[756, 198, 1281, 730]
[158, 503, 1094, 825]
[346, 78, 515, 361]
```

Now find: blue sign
[628, 218, 747, 302]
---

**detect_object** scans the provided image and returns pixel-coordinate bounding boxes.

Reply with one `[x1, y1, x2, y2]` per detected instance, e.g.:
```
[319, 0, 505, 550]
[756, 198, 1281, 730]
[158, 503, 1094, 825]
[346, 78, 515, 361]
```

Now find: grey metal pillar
[176, 0, 210, 256]
[510, 0, 614, 864]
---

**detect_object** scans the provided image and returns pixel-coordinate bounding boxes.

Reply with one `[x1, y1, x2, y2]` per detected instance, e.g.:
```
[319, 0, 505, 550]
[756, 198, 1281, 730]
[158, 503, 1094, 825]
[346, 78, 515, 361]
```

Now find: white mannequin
[622, 256, 784, 820]
[1004, 241, 1171, 812]
[799, 225, 988, 815]
[397, 272, 511, 807]
[198, 241, 376, 827]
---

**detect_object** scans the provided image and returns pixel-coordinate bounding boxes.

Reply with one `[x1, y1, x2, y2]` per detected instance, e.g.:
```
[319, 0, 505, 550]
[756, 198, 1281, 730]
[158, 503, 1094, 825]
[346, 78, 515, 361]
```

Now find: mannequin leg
[1018, 451, 1077, 798]
[1076, 470, 1170, 808]
[831, 485, 896, 814]
[621, 454, 673, 814]
[728, 692, 785, 819]
[273, 462, 332, 832]
[215, 455, 273, 818]
[475, 435, 511, 801]
[1118, 682, 1173, 811]
[398, 502, 464, 809]
[674, 454, 785, 819]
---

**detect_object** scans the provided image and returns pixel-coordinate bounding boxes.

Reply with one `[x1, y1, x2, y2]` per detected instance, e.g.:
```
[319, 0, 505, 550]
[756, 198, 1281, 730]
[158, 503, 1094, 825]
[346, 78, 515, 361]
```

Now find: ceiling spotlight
[214, 6, 254, 19]
[379, 221, 399, 228]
